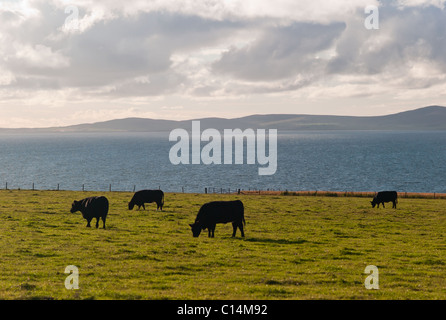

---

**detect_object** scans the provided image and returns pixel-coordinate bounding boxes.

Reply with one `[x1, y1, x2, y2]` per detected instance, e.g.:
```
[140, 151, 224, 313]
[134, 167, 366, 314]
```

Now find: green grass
[0, 190, 444, 300]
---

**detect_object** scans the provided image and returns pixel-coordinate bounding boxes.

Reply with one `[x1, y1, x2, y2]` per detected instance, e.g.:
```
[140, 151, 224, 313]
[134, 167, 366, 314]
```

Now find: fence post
[205, 188, 207, 194]
[82, 184, 84, 192]
[5, 182, 7, 190]
[182, 187, 184, 193]
[32, 183, 34, 191]
[57, 184, 59, 191]
[133, 185, 136, 192]
[109, 184, 112, 192]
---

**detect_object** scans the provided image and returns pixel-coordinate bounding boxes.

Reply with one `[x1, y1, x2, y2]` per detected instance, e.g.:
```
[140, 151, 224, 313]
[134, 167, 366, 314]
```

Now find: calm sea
[0, 130, 445, 193]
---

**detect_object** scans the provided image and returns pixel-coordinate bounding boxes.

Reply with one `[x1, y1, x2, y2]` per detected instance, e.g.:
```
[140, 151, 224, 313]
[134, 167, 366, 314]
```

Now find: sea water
[0, 130, 445, 193]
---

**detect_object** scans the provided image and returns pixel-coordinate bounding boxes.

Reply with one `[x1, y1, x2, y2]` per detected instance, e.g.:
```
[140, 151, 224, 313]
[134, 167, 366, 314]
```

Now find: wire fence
[1, 181, 446, 199]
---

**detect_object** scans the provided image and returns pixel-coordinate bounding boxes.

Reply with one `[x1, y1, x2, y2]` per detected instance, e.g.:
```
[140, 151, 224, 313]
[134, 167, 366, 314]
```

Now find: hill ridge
[1, 105, 445, 132]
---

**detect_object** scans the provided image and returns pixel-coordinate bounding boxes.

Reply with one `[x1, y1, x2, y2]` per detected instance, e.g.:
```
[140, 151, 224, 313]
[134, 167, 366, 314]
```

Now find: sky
[1, 0, 446, 128]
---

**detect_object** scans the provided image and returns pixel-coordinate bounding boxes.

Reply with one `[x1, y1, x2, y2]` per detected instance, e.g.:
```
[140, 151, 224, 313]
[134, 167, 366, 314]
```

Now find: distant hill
[1, 105, 446, 132]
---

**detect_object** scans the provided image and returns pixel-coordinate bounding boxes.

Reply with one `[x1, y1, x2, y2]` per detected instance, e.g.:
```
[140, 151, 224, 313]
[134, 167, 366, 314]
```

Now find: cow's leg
[232, 222, 237, 237]
[208, 225, 215, 238]
[95, 218, 99, 228]
[239, 222, 245, 238]
[102, 216, 106, 229]
[393, 201, 396, 209]
[86, 218, 92, 227]
[142, 203, 146, 210]
[382, 202, 385, 208]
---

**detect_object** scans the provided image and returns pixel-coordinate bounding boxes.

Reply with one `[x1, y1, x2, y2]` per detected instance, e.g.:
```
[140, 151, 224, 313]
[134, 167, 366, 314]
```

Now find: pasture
[0, 190, 444, 300]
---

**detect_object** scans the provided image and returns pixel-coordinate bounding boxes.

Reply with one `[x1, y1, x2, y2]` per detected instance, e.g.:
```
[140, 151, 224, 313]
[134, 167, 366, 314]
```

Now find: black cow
[70, 196, 109, 228]
[189, 200, 245, 238]
[371, 191, 398, 208]
[128, 189, 164, 211]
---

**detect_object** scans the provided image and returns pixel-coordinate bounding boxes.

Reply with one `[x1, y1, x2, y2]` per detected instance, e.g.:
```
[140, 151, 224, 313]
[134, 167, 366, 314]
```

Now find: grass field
[0, 189, 444, 300]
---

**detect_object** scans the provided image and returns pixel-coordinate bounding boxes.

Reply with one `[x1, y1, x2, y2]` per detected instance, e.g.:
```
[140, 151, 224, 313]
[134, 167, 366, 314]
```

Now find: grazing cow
[70, 196, 109, 228]
[128, 189, 164, 211]
[371, 191, 398, 208]
[189, 200, 245, 238]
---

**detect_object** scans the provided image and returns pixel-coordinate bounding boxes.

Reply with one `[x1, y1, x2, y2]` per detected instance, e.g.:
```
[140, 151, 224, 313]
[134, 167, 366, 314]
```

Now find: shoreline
[1, 188, 446, 199]
[239, 190, 446, 199]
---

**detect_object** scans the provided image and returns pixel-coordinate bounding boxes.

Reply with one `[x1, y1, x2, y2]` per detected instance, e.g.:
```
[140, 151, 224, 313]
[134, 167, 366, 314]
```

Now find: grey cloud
[210, 3, 446, 94]
[1, 4, 243, 94]
[328, 5, 446, 77]
[212, 22, 346, 81]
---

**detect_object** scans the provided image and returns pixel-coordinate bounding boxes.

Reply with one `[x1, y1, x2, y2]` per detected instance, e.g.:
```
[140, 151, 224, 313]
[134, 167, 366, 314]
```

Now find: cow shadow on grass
[232, 237, 308, 245]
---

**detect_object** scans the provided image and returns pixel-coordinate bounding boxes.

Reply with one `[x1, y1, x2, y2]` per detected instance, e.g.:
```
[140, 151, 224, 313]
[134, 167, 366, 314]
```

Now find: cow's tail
[105, 198, 109, 215]
[242, 204, 246, 226]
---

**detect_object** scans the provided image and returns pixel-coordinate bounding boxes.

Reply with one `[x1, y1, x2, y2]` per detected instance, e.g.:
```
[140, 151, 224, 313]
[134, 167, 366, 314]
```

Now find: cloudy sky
[1, 0, 446, 127]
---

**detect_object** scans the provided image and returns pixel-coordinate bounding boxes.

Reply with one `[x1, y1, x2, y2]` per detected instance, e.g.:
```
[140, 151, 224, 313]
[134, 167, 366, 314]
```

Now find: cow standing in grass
[189, 200, 245, 238]
[70, 196, 109, 229]
[371, 191, 398, 208]
[128, 189, 164, 211]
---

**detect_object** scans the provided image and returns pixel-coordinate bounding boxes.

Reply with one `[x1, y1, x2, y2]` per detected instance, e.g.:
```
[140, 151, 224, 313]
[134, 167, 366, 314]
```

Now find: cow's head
[128, 201, 135, 210]
[189, 222, 202, 237]
[370, 199, 377, 208]
[70, 200, 80, 213]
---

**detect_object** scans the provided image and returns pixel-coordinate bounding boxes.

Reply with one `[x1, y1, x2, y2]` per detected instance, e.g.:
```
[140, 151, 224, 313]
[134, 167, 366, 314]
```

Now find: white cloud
[14, 44, 70, 69]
